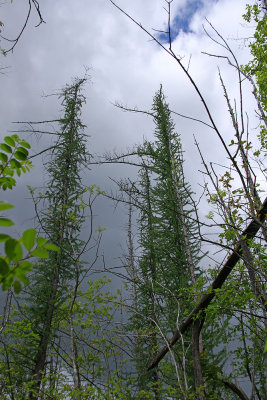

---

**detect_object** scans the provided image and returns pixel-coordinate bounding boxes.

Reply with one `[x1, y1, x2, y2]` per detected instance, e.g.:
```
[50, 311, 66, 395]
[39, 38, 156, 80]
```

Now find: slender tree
[26, 77, 90, 400]
[116, 87, 202, 399]
[0, 77, 91, 399]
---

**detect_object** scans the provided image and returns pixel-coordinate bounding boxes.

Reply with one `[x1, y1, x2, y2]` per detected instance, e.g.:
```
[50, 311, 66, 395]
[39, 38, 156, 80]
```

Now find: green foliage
[0, 136, 59, 293]
[242, 2, 267, 109]
[0, 305, 41, 399]
[202, 259, 267, 398]
[4, 77, 106, 399]
[202, 24, 267, 388]
[242, 1, 267, 151]
[0, 134, 32, 190]
[0, 277, 121, 400]
[0, 226, 59, 293]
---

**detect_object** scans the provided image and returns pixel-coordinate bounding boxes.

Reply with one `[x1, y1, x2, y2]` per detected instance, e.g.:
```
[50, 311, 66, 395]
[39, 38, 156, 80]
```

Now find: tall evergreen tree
[125, 87, 202, 398]
[0, 77, 90, 399]
[26, 77, 90, 399]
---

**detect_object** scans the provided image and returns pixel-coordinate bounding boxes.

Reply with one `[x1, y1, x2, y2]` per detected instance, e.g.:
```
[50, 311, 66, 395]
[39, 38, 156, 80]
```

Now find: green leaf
[10, 158, 22, 169]
[11, 134, 20, 142]
[15, 268, 29, 285]
[22, 228, 37, 251]
[1, 178, 16, 190]
[3, 167, 14, 176]
[4, 136, 15, 147]
[2, 274, 13, 291]
[13, 280, 22, 294]
[5, 238, 23, 263]
[43, 243, 60, 252]
[19, 140, 31, 149]
[0, 233, 10, 242]
[19, 260, 33, 272]
[16, 168, 21, 177]
[36, 237, 48, 247]
[14, 151, 27, 161]
[0, 258, 9, 276]
[0, 201, 14, 211]
[0, 143, 12, 153]
[31, 247, 49, 258]
[0, 152, 8, 163]
[16, 147, 29, 157]
[0, 217, 14, 227]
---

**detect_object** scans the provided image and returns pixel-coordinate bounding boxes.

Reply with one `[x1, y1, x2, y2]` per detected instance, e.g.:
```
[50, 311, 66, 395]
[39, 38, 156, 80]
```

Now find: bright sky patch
[158, 0, 205, 42]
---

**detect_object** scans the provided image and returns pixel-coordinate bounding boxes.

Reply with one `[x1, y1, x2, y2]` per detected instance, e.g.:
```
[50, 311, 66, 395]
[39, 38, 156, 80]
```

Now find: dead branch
[0, 0, 45, 54]
[148, 196, 267, 370]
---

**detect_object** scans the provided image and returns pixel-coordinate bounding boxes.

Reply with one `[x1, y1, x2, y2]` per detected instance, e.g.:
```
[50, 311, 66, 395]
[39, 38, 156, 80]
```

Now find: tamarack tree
[0, 78, 90, 399]
[26, 78, 90, 400]
[106, 87, 203, 399]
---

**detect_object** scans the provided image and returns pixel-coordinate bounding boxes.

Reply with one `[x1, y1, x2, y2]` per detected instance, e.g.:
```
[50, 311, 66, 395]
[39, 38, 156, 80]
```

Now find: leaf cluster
[0, 135, 59, 293]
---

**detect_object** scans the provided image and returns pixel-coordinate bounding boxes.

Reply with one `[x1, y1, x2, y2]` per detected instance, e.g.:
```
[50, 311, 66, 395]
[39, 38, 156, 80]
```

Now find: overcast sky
[0, 0, 259, 278]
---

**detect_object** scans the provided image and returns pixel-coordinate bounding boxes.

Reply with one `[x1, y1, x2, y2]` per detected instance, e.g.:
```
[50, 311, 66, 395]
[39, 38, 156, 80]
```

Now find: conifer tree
[0, 77, 90, 399]
[126, 87, 202, 398]
[26, 77, 90, 399]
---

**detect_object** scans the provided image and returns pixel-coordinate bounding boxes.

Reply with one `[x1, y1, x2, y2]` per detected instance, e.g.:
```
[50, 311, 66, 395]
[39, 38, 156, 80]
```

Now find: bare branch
[0, 0, 45, 54]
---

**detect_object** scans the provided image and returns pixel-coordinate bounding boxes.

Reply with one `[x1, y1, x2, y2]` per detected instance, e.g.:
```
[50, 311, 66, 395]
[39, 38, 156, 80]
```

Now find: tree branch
[148, 196, 267, 370]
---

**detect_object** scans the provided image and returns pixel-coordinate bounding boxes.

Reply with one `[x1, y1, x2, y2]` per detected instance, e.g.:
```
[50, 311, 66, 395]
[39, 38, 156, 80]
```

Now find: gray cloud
[0, 0, 257, 274]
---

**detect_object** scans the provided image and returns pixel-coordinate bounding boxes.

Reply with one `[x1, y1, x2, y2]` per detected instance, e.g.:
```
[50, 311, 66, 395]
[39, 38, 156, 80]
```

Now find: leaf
[36, 237, 48, 247]
[1, 178, 16, 190]
[5, 238, 23, 263]
[14, 151, 27, 161]
[13, 280, 22, 294]
[2, 274, 13, 291]
[0, 152, 8, 163]
[0, 201, 14, 211]
[0, 143, 12, 153]
[43, 243, 60, 252]
[22, 228, 36, 251]
[0, 234, 10, 242]
[0, 258, 9, 276]
[31, 247, 49, 258]
[0, 218, 14, 227]
[4, 136, 15, 147]
[11, 134, 20, 142]
[16, 146, 29, 157]
[19, 140, 31, 149]
[19, 260, 33, 272]
[15, 268, 29, 285]
[3, 167, 14, 176]
[10, 158, 21, 169]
